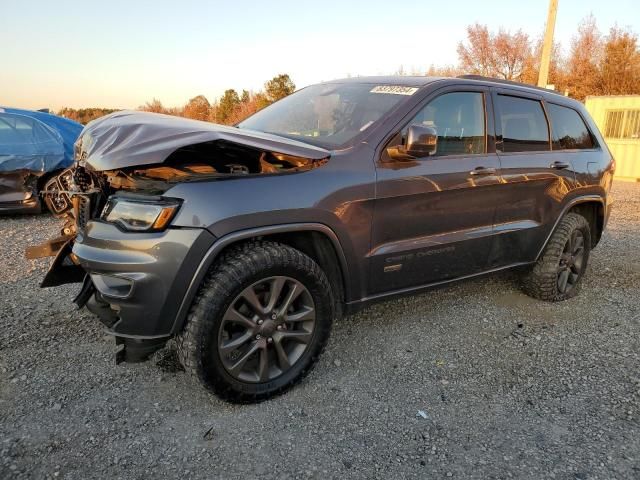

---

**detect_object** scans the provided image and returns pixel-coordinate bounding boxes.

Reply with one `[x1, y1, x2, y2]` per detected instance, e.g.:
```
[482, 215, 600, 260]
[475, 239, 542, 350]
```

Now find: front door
[369, 87, 502, 295]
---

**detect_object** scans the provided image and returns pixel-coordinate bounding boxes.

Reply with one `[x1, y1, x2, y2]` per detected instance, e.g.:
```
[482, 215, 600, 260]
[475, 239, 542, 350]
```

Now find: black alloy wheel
[522, 212, 591, 302]
[177, 241, 335, 403]
[218, 276, 316, 383]
[556, 229, 585, 294]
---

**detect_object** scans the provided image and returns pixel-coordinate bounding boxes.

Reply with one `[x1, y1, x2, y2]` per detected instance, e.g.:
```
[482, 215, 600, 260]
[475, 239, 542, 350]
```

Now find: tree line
[57, 15, 640, 125]
[138, 73, 295, 124]
[57, 107, 119, 124]
[441, 15, 640, 101]
[57, 74, 295, 125]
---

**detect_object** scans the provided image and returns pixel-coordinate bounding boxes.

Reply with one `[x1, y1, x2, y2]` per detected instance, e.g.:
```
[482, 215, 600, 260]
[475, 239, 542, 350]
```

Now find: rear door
[546, 101, 604, 188]
[370, 86, 502, 294]
[488, 89, 577, 267]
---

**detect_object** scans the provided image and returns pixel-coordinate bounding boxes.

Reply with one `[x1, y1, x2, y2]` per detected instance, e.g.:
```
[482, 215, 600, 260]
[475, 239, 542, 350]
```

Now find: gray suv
[31, 76, 614, 402]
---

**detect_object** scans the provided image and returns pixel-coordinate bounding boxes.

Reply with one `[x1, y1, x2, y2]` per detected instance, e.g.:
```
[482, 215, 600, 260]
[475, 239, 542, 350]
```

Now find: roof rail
[456, 75, 563, 96]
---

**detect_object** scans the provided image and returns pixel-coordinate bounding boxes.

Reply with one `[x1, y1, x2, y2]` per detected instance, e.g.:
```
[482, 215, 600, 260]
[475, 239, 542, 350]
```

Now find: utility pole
[538, 0, 559, 88]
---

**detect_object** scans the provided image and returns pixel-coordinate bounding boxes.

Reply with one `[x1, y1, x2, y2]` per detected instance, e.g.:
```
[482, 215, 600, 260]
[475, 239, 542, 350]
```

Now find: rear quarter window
[547, 103, 595, 150]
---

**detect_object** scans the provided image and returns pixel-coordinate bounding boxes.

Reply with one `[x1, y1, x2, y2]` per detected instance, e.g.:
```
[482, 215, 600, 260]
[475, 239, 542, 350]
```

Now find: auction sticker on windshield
[370, 86, 419, 95]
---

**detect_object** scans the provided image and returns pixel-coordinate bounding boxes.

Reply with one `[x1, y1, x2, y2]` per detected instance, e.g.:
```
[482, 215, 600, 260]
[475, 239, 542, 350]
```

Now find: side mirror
[386, 124, 437, 160]
[406, 124, 437, 157]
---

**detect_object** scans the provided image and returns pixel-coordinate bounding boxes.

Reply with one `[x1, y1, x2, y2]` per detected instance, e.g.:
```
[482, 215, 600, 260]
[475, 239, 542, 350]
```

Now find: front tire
[177, 241, 335, 403]
[522, 212, 591, 301]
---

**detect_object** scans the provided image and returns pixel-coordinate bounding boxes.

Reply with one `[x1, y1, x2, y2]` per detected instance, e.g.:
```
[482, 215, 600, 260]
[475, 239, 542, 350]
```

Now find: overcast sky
[1, 0, 638, 110]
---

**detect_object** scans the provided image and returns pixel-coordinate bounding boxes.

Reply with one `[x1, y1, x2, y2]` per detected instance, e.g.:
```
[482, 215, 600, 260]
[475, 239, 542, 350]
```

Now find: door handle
[550, 161, 570, 170]
[469, 166, 497, 176]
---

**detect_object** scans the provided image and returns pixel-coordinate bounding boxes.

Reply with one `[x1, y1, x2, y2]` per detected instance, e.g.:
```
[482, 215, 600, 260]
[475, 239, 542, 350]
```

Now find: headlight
[101, 197, 180, 232]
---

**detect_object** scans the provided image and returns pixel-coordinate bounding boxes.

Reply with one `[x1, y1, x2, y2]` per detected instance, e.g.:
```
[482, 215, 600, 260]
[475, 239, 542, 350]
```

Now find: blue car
[0, 107, 82, 214]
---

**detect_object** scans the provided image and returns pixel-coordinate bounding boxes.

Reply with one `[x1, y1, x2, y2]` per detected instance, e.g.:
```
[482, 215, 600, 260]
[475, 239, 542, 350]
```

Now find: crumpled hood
[77, 110, 331, 171]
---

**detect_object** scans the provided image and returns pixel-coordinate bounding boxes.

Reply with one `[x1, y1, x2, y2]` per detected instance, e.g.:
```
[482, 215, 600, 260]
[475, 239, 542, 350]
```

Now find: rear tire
[522, 212, 591, 301]
[177, 241, 335, 403]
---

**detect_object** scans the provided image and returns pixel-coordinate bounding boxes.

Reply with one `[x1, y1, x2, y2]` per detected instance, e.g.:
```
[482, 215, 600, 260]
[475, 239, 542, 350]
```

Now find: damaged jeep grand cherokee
[30, 76, 614, 403]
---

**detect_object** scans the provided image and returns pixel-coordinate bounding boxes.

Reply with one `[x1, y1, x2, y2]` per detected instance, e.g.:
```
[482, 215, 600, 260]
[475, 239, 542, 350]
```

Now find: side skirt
[344, 261, 533, 315]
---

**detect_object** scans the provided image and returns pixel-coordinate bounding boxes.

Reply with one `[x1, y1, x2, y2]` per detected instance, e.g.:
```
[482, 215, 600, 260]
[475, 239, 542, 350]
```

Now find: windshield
[237, 83, 418, 149]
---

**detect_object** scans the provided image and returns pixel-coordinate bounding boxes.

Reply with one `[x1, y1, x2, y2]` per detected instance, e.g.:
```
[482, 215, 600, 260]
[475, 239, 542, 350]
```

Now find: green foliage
[64, 74, 298, 127]
[264, 74, 295, 103]
[254, 92, 271, 112]
[216, 89, 241, 124]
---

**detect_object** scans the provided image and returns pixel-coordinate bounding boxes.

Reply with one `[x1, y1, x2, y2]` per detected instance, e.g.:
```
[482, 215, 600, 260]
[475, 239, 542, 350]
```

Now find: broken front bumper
[71, 220, 215, 339]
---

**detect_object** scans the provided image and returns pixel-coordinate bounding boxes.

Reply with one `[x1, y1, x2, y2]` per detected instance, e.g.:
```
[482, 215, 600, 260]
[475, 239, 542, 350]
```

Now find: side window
[403, 92, 485, 156]
[497, 95, 550, 152]
[547, 103, 595, 150]
[0, 115, 36, 145]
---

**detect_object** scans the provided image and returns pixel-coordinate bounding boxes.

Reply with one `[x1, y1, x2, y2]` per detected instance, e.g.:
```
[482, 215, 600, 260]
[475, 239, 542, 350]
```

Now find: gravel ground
[1, 180, 639, 480]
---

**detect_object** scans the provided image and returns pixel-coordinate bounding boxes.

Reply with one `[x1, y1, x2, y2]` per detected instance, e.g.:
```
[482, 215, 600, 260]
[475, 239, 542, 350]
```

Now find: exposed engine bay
[86, 139, 323, 193]
[25, 110, 331, 291]
[26, 138, 327, 263]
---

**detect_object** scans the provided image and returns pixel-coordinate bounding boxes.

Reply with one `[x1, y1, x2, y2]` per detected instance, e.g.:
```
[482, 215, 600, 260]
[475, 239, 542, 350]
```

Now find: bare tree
[492, 29, 532, 80]
[457, 24, 495, 77]
[139, 98, 167, 114]
[457, 24, 534, 81]
[426, 64, 461, 77]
